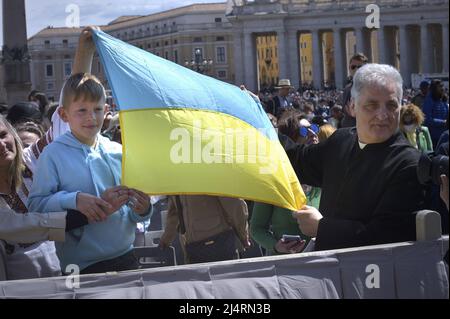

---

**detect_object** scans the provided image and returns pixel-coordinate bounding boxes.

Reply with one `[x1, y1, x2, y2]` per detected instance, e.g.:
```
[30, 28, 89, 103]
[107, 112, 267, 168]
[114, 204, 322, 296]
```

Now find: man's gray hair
[351, 63, 403, 104]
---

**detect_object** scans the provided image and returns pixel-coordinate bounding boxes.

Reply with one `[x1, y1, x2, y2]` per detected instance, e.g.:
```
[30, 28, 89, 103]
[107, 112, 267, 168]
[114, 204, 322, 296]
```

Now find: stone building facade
[27, 3, 234, 101]
[228, 0, 448, 91]
[25, 0, 449, 101]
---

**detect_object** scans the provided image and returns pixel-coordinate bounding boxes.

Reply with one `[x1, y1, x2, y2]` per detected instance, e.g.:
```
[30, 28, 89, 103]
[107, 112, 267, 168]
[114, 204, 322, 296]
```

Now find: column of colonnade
[240, 20, 448, 91]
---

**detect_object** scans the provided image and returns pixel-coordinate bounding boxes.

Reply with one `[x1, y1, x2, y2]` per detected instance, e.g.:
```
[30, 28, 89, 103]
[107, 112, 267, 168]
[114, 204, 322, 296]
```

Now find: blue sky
[0, 0, 225, 46]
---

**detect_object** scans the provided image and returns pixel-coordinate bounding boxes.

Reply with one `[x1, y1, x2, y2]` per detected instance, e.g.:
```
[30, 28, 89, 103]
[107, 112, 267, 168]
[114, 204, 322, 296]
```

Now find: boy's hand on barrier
[101, 186, 130, 215]
[76, 192, 112, 222]
[128, 189, 150, 215]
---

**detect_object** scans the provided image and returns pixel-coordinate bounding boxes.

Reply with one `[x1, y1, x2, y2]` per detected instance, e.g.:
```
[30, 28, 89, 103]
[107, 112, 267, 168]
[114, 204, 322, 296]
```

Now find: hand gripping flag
[92, 29, 305, 211]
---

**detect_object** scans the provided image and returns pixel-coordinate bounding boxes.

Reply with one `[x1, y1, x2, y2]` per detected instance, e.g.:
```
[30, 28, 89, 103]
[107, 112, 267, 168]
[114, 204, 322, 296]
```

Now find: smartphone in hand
[281, 234, 302, 243]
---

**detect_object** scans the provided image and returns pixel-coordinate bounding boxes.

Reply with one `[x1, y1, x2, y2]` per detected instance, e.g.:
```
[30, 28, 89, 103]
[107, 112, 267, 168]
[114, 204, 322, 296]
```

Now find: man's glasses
[299, 124, 319, 138]
[350, 64, 363, 70]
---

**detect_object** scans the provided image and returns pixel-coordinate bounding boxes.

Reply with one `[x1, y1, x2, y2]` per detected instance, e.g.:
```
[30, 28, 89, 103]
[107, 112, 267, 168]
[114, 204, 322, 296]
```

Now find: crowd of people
[0, 27, 448, 282]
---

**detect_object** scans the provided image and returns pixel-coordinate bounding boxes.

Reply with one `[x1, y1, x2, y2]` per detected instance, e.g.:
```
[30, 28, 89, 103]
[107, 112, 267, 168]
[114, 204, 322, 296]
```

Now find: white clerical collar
[358, 140, 367, 149]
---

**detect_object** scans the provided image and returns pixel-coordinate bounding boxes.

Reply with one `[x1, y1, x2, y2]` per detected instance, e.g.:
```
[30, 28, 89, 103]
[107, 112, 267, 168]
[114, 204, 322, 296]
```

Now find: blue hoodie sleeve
[27, 149, 79, 213]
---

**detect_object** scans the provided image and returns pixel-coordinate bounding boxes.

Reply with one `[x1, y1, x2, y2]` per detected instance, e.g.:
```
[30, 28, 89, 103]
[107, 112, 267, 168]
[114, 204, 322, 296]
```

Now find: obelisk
[1, 0, 31, 106]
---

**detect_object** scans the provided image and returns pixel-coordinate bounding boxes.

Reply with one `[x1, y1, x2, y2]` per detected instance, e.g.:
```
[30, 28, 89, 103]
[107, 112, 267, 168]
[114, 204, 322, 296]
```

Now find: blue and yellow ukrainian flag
[92, 29, 305, 211]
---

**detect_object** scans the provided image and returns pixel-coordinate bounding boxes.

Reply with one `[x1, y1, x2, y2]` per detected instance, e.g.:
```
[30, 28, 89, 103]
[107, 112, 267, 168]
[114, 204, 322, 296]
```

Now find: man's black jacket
[283, 128, 426, 250]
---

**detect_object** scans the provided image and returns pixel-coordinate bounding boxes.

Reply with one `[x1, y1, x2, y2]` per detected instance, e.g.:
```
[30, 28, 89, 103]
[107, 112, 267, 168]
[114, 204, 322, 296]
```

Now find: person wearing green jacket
[251, 109, 322, 255]
[250, 188, 320, 255]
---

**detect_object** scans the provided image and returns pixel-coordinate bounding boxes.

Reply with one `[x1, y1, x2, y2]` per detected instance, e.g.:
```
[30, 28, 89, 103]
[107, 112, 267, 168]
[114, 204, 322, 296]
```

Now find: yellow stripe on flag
[120, 108, 305, 211]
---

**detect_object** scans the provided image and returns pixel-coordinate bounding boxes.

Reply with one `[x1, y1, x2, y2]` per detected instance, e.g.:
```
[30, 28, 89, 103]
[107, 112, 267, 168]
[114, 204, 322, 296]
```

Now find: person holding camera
[416, 123, 449, 235]
[283, 64, 426, 251]
[421, 139, 449, 234]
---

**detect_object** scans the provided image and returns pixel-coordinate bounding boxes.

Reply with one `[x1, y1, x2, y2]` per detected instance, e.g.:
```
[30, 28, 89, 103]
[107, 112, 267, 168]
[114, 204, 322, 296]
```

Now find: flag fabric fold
[92, 29, 305, 211]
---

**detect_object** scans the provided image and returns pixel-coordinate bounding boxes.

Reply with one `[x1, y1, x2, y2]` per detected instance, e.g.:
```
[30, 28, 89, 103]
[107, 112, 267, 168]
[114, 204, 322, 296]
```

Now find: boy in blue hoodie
[27, 72, 151, 274]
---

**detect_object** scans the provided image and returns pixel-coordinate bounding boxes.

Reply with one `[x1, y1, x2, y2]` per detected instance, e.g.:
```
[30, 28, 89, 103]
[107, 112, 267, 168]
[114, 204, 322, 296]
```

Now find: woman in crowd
[399, 103, 433, 152]
[318, 124, 336, 143]
[14, 121, 45, 148]
[328, 105, 343, 129]
[422, 79, 449, 147]
[250, 110, 321, 255]
[0, 115, 63, 279]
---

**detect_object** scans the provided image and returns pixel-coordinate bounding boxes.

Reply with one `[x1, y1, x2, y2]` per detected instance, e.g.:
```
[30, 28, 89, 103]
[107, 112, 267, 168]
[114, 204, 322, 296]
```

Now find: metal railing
[0, 210, 447, 281]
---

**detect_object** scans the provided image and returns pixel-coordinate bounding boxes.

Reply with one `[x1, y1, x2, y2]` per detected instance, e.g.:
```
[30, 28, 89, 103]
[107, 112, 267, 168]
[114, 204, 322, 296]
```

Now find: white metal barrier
[0, 210, 448, 299]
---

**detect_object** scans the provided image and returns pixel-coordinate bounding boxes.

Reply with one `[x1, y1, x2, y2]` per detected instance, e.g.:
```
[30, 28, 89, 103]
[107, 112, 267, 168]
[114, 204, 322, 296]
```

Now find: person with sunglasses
[340, 53, 368, 128]
[298, 118, 320, 145]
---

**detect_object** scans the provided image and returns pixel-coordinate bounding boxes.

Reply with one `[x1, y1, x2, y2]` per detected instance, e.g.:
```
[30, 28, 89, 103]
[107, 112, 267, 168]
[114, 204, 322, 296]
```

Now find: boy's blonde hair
[61, 73, 106, 108]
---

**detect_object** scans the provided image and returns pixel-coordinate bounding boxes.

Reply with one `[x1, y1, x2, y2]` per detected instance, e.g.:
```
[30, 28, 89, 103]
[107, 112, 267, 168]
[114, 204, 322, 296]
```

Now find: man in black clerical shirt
[286, 63, 426, 251]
